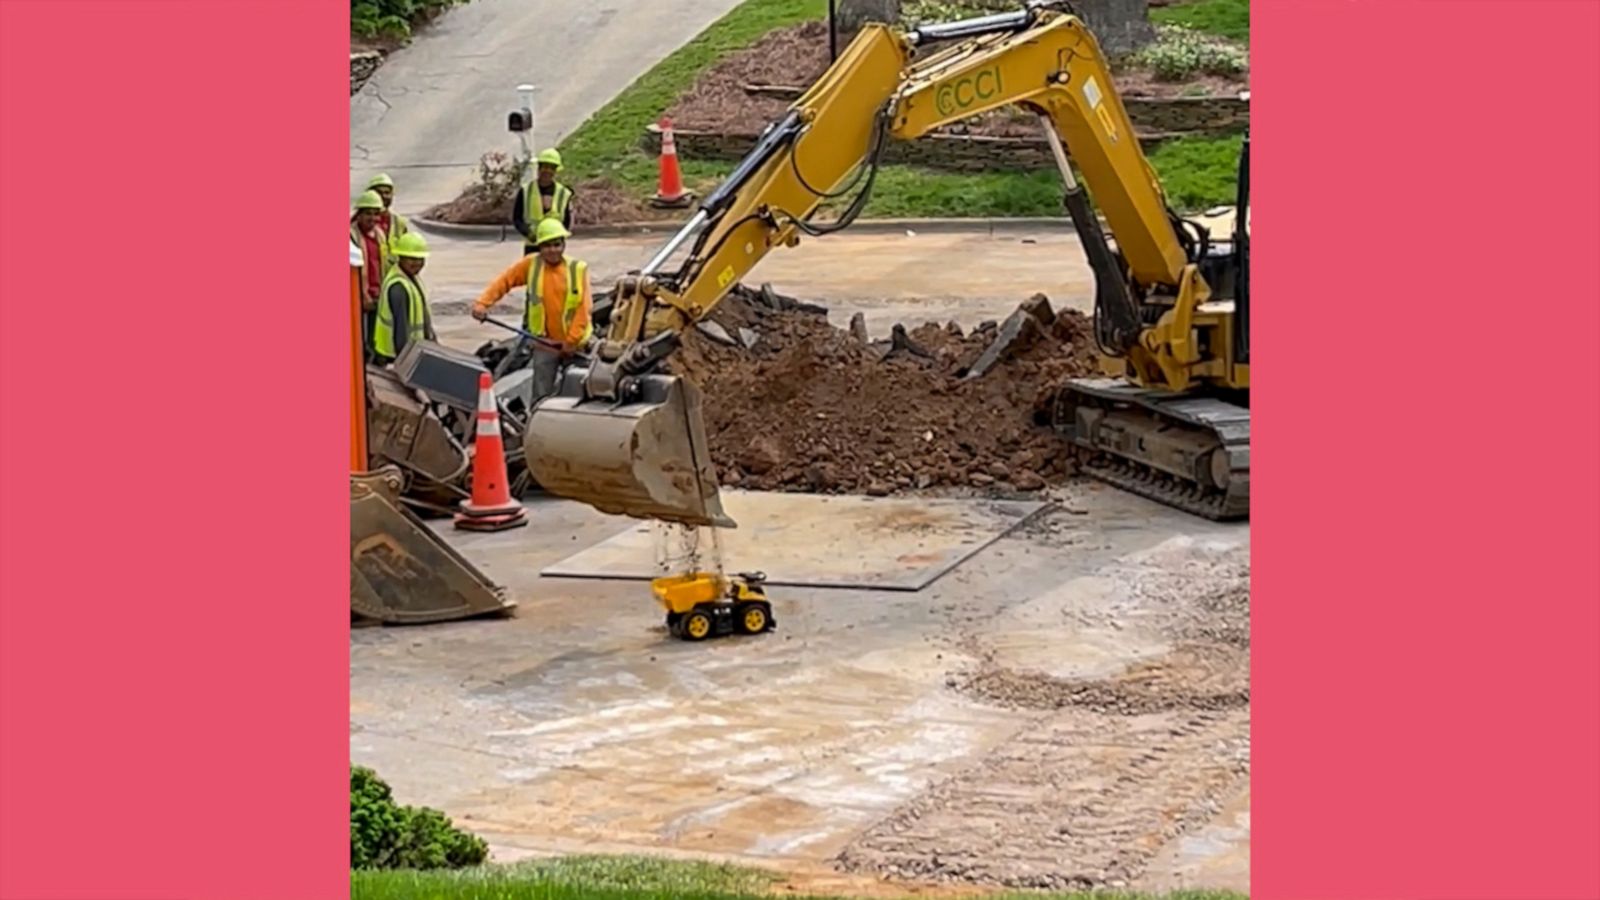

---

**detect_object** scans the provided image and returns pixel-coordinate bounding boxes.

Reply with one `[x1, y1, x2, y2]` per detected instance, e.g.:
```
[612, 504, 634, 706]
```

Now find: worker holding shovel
[471, 219, 592, 402]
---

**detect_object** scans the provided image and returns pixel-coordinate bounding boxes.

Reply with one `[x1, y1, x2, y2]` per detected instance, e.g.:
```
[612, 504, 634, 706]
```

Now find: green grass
[679, 135, 1242, 220]
[1151, 0, 1250, 45]
[606, 135, 1242, 219]
[353, 855, 774, 899]
[844, 135, 1244, 218]
[352, 853, 1249, 900]
[557, 0, 828, 183]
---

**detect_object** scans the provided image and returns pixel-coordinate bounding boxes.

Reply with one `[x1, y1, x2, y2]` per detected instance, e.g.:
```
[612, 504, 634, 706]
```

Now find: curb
[410, 215, 1079, 242]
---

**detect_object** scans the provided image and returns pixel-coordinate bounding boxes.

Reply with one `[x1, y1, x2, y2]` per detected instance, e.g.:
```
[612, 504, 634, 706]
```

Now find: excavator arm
[525, 2, 1229, 528]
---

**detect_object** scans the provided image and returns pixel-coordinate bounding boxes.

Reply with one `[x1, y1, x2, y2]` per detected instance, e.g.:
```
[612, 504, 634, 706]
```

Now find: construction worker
[472, 218, 591, 401]
[366, 173, 409, 251]
[372, 233, 437, 363]
[513, 148, 574, 257]
[350, 190, 390, 358]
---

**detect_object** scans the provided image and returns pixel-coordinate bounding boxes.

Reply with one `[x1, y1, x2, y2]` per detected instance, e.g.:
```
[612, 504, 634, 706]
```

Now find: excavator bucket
[523, 371, 736, 529]
[350, 467, 516, 626]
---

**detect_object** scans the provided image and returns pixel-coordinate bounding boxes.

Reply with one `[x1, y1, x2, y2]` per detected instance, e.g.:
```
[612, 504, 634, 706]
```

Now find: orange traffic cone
[651, 116, 694, 209]
[455, 373, 528, 532]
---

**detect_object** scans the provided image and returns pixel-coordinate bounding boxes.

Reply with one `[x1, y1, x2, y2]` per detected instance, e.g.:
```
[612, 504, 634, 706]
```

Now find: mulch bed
[666, 21, 1248, 138]
[424, 178, 656, 227]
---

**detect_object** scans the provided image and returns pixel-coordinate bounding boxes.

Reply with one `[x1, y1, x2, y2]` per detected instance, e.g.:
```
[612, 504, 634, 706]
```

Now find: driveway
[351, 0, 744, 213]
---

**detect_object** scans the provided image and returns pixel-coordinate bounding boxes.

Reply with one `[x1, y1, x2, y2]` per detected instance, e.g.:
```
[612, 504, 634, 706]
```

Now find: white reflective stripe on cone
[477, 410, 499, 437]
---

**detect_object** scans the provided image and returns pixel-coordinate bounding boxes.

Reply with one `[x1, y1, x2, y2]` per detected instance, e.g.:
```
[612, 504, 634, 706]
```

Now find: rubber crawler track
[1077, 454, 1244, 520]
[1055, 378, 1249, 522]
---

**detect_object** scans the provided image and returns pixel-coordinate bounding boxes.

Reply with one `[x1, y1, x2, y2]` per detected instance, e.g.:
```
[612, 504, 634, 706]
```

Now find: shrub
[1134, 24, 1247, 81]
[351, 766, 488, 870]
[351, 0, 464, 39]
[902, 0, 1016, 25]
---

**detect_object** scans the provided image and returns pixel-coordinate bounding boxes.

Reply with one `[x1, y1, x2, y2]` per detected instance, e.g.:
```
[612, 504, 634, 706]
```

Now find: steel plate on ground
[540, 491, 1048, 591]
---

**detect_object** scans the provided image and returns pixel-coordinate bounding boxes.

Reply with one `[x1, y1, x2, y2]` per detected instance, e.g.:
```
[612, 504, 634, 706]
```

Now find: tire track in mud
[835, 708, 1250, 890]
[835, 538, 1251, 890]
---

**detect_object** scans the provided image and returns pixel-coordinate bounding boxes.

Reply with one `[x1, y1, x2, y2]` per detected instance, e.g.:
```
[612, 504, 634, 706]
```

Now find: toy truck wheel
[737, 602, 771, 635]
[680, 610, 713, 641]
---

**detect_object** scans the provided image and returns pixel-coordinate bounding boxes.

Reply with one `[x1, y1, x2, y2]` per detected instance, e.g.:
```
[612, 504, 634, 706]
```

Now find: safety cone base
[650, 191, 695, 209]
[457, 497, 523, 517]
[454, 508, 529, 533]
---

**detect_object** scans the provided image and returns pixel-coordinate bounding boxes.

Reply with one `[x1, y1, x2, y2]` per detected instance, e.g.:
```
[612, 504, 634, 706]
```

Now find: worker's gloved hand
[470, 306, 487, 322]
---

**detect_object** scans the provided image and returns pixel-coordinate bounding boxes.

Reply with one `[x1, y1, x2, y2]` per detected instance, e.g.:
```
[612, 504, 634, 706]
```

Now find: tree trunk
[1069, 0, 1157, 57]
[836, 0, 901, 43]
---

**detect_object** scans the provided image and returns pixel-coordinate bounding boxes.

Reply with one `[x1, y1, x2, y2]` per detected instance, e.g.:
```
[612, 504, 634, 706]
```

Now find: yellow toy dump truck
[651, 571, 775, 641]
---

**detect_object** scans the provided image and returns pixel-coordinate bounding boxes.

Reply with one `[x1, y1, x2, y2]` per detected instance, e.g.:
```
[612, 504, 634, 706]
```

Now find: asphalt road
[351, 0, 743, 213]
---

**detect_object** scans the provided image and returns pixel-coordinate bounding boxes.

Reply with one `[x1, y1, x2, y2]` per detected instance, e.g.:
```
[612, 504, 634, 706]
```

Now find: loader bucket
[350, 467, 516, 626]
[523, 370, 736, 529]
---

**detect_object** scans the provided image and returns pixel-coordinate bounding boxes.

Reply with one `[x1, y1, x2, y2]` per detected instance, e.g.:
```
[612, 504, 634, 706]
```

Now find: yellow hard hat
[354, 190, 385, 210]
[367, 173, 395, 189]
[535, 148, 563, 169]
[535, 218, 571, 246]
[392, 232, 430, 259]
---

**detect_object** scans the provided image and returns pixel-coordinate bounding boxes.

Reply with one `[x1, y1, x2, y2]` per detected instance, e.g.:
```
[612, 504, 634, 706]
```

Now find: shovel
[480, 315, 580, 404]
[480, 315, 563, 351]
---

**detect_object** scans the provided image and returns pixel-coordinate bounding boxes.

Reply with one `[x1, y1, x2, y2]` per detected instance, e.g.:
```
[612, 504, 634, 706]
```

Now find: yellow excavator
[524, 0, 1250, 527]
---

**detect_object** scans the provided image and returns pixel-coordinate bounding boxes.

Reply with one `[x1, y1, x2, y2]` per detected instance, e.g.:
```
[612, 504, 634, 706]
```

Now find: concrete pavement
[351, 0, 743, 212]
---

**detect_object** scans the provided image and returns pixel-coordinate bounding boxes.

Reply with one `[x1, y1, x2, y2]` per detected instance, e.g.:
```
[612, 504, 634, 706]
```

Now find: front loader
[349, 239, 515, 626]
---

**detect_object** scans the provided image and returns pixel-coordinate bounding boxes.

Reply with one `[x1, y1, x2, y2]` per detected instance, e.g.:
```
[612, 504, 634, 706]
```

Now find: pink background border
[2, 0, 1596, 898]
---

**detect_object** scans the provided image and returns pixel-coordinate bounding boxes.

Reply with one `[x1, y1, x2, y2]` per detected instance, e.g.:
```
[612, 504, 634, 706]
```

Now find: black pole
[828, 0, 838, 61]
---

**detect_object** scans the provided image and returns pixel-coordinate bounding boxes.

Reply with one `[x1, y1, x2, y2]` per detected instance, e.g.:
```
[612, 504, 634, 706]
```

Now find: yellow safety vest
[524, 182, 572, 227]
[524, 256, 591, 344]
[382, 212, 410, 256]
[373, 269, 427, 359]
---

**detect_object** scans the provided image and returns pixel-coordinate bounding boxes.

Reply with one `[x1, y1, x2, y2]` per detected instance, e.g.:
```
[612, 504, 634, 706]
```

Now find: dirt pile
[667, 287, 1100, 496]
[956, 647, 1250, 716]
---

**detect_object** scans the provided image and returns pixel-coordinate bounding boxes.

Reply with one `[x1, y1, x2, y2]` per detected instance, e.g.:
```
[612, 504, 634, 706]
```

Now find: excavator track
[1053, 378, 1249, 521]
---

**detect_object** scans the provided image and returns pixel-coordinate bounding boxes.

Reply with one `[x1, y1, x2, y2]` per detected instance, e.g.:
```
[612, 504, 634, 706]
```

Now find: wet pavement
[350, 482, 1250, 894]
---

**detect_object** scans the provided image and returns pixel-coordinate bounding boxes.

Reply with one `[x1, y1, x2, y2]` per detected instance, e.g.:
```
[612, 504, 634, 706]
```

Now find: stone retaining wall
[351, 52, 383, 96]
